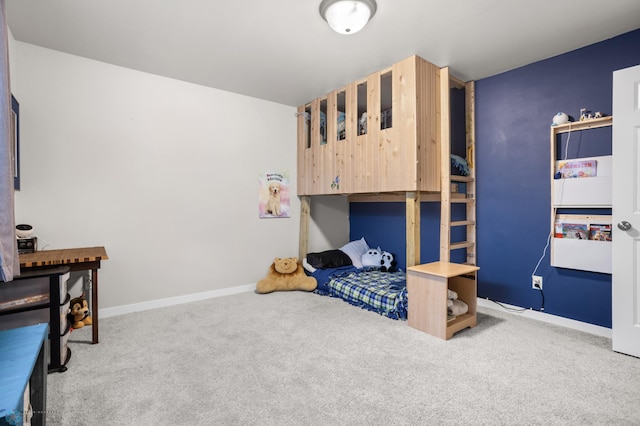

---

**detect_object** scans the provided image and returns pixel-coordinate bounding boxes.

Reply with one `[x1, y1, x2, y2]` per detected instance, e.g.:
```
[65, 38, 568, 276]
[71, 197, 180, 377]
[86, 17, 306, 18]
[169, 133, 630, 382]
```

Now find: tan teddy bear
[256, 257, 317, 294]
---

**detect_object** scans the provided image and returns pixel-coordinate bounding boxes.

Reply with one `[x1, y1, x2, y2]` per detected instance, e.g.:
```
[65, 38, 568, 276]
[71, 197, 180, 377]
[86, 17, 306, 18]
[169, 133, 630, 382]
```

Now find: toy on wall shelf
[579, 108, 606, 121]
[552, 112, 569, 126]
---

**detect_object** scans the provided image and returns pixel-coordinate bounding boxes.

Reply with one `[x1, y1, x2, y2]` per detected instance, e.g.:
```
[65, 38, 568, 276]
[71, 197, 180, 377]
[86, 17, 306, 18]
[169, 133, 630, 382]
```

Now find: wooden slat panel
[343, 81, 358, 193]
[355, 81, 365, 193]
[389, 56, 417, 191]
[334, 88, 348, 194]
[378, 69, 392, 193]
[417, 57, 441, 193]
[310, 99, 320, 194]
[365, 71, 380, 192]
[325, 91, 338, 194]
[318, 98, 328, 194]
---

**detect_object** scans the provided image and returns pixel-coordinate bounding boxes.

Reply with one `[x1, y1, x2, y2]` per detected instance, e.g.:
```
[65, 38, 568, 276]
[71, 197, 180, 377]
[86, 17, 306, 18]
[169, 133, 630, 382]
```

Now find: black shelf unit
[0, 266, 72, 373]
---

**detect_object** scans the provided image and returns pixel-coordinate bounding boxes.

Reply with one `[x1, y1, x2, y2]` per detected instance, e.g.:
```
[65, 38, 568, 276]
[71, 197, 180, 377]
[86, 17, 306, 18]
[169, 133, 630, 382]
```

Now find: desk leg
[91, 268, 99, 344]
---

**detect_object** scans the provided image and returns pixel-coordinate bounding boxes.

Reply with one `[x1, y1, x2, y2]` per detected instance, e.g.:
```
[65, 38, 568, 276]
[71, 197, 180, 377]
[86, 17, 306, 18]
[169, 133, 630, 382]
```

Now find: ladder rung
[450, 241, 475, 250]
[451, 198, 475, 204]
[450, 175, 475, 183]
[450, 220, 475, 227]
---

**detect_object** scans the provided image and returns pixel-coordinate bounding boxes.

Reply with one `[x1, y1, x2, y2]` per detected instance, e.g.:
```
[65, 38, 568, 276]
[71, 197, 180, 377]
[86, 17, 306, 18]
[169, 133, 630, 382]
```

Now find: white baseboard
[477, 298, 612, 338]
[100, 283, 256, 318]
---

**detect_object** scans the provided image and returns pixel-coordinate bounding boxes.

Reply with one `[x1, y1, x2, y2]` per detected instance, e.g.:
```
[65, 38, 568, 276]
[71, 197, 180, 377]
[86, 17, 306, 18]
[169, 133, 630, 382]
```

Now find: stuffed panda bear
[380, 251, 398, 272]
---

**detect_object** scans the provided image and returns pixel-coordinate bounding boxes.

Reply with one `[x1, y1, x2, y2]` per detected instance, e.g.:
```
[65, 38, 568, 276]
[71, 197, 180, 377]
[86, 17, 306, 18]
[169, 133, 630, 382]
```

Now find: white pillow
[339, 237, 369, 269]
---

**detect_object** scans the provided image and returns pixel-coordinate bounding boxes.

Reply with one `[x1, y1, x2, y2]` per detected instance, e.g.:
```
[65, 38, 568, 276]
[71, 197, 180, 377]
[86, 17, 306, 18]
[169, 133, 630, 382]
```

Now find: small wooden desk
[19, 247, 108, 344]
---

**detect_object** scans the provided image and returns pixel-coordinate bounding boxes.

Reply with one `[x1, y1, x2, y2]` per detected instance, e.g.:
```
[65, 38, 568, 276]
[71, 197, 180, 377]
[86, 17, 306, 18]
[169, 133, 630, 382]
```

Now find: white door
[612, 64, 640, 358]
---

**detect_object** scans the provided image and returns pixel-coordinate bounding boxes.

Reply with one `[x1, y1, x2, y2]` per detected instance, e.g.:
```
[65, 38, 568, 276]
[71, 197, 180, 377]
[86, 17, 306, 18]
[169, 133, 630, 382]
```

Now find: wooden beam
[348, 191, 440, 203]
[439, 67, 451, 262]
[465, 81, 477, 265]
[406, 191, 421, 267]
[299, 196, 310, 261]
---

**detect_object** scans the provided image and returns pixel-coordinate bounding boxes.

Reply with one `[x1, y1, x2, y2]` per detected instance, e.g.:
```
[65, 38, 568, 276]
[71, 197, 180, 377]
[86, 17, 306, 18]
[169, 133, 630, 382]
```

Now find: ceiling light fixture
[319, 0, 377, 35]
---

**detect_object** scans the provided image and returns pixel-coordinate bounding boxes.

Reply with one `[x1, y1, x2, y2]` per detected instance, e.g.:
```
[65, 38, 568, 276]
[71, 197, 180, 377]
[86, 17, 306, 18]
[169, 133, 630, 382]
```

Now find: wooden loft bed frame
[297, 55, 476, 267]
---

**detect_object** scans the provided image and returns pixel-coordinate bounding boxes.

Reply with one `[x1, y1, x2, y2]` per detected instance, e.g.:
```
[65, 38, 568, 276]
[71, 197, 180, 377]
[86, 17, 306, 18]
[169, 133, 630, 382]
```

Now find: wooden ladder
[440, 68, 476, 265]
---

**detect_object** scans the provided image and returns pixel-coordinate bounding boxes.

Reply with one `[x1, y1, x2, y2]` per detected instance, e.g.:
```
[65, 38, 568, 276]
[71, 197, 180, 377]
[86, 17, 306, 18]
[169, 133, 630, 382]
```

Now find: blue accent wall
[349, 29, 640, 328]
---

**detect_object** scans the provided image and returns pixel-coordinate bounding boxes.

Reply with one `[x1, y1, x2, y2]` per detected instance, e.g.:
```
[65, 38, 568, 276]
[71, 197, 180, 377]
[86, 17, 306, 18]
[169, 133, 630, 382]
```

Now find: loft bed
[296, 55, 477, 321]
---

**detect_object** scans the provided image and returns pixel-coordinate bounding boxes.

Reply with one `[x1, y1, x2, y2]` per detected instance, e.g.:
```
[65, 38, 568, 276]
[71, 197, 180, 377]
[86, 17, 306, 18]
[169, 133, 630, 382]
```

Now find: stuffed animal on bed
[361, 248, 398, 272]
[361, 247, 382, 268]
[380, 251, 398, 272]
[256, 257, 318, 294]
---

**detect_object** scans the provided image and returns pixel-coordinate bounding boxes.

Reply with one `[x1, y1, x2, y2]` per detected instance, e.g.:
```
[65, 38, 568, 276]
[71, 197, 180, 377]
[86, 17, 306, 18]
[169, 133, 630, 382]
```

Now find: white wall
[12, 41, 349, 310]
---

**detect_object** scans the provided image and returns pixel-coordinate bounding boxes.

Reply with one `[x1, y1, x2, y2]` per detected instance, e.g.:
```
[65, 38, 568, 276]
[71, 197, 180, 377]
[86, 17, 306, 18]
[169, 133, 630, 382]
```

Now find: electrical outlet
[532, 275, 543, 290]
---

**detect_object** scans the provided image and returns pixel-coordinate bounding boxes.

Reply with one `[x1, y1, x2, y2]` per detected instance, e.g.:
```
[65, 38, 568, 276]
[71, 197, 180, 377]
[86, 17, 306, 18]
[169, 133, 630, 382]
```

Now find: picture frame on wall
[258, 171, 291, 218]
[10, 94, 19, 190]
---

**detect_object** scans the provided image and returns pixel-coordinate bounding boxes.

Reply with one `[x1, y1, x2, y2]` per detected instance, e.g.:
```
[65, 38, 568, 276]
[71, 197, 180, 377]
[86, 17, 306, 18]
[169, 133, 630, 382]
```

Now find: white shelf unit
[550, 117, 613, 274]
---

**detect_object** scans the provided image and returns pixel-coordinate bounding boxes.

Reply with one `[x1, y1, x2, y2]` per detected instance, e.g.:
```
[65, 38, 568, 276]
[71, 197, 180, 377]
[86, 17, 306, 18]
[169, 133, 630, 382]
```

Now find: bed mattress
[314, 268, 408, 320]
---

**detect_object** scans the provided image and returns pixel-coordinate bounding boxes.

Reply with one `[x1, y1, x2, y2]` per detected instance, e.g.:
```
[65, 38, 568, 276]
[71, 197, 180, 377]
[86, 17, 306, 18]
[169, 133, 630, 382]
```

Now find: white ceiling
[6, 0, 640, 107]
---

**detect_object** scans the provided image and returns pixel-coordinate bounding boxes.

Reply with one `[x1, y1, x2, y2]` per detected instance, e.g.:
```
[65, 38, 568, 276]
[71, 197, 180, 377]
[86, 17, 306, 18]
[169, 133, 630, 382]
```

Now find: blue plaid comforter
[323, 269, 408, 320]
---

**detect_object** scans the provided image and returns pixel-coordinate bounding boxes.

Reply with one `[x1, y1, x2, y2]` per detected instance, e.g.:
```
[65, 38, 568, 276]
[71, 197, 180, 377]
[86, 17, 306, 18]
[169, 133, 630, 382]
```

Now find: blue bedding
[309, 265, 359, 293]
[308, 267, 408, 320]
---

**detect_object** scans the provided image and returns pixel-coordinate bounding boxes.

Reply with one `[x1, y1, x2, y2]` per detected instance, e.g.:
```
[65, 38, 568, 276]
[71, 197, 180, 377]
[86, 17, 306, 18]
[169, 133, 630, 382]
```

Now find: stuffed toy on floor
[68, 294, 92, 329]
[256, 257, 317, 294]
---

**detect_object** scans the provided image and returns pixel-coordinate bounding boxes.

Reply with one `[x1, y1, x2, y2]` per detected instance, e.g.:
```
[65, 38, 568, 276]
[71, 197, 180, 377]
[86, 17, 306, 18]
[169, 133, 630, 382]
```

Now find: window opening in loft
[337, 90, 346, 141]
[380, 71, 392, 130]
[304, 104, 311, 149]
[320, 99, 328, 145]
[357, 82, 367, 135]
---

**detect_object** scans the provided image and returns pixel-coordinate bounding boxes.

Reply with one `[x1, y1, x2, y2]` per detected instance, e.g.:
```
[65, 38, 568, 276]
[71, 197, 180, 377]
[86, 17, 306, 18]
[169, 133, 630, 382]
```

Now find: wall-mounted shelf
[550, 117, 613, 274]
[551, 116, 612, 134]
[552, 155, 612, 207]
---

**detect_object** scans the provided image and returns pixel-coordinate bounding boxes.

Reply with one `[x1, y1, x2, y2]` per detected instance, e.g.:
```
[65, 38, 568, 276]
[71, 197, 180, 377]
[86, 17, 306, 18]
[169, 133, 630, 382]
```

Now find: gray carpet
[46, 290, 640, 425]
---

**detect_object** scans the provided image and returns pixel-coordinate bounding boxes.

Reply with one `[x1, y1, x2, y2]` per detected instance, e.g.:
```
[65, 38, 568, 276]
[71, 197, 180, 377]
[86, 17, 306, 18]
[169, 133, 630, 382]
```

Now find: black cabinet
[0, 267, 72, 373]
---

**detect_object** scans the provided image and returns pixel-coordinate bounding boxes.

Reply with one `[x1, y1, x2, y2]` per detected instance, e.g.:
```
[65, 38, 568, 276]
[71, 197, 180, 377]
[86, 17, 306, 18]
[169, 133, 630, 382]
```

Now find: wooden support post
[440, 67, 451, 262]
[406, 191, 420, 267]
[465, 81, 477, 265]
[299, 196, 310, 261]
